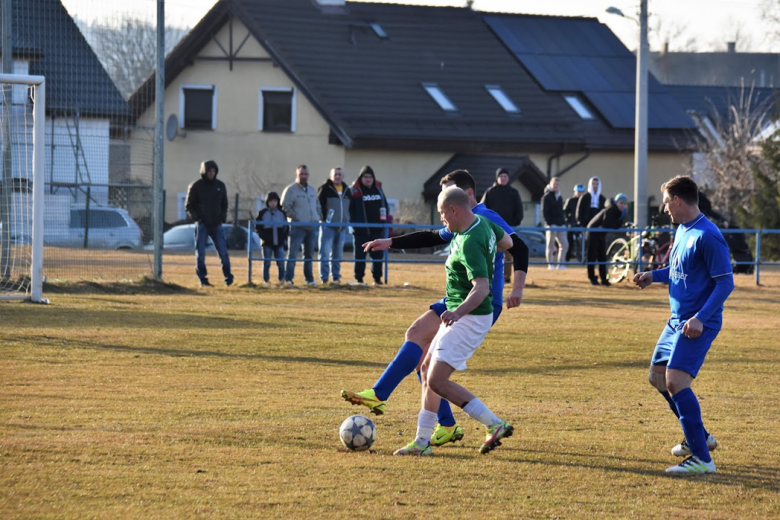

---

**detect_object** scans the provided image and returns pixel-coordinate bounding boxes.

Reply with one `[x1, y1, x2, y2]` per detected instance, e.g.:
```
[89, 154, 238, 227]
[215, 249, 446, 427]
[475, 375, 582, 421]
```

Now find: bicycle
[606, 224, 673, 283]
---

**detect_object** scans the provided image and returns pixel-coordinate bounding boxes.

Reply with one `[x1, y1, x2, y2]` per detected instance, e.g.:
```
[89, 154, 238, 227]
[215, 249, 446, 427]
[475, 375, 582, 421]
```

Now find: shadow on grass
[47, 337, 388, 368]
[44, 277, 198, 296]
[498, 447, 780, 491]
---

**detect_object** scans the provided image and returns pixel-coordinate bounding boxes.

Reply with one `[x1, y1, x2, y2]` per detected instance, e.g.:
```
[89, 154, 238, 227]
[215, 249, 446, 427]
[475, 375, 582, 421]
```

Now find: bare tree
[689, 86, 775, 220]
[650, 17, 699, 52]
[228, 160, 289, 222]
[76, 17, 189, 100]
[761, 0, 780, 47]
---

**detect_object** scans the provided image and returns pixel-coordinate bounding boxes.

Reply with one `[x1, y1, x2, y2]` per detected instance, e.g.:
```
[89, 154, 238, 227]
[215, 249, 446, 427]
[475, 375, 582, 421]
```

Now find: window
[180, 85, 217, 130]
[370, 23, 388, 39]
[485, 85, 520, 114]
[422, 83, 457, 112]
[564, 95, 595, 120]
[259, 88, 297, 132]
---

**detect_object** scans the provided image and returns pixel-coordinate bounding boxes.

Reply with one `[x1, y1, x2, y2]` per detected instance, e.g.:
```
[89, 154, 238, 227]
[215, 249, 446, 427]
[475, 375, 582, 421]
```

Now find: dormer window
[564, 95, 595, 120]
[485, 85, 520, 114]
[422, 83, 457, 112]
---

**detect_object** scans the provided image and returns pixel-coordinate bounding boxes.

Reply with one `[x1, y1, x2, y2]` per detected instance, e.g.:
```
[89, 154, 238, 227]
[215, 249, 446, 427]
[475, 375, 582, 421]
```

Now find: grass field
[2, 258, 779, 519]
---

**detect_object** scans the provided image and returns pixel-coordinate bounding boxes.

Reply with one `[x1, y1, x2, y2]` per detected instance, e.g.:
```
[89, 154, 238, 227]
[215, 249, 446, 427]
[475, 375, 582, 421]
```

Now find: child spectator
[255, 192, 289, 284]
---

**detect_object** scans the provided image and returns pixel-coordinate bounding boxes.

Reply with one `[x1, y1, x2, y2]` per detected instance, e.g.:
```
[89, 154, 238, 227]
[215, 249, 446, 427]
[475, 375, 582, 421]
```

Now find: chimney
[662, 41, 669, 55]
[727, 41, 736, 53]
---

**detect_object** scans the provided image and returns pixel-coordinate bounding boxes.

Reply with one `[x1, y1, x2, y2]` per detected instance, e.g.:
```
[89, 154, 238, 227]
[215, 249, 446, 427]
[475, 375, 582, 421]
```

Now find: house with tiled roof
[3, 0, 129, 204]
[130, 0, 706, 224]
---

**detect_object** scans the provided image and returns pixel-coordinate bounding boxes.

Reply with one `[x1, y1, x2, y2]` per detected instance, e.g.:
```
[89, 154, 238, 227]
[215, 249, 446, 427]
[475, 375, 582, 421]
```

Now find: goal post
[0, 73, 45, 303]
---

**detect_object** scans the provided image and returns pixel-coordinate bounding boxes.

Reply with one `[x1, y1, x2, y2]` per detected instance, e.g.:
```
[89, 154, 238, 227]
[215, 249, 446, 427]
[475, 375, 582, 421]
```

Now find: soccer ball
[339, 415, 376, 452]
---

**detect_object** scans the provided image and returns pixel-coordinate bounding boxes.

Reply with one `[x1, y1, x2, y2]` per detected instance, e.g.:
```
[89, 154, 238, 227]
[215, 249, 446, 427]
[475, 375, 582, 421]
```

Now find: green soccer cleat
[393, 441, 433, 456]
[340, 388, 386, 415]
[430, 424, 464, 447]
[479, 420, 514, 455]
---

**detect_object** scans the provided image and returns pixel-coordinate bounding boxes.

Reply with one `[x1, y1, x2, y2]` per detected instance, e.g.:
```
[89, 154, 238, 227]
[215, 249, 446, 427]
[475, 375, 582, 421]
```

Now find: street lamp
[607, 1, 649, 229]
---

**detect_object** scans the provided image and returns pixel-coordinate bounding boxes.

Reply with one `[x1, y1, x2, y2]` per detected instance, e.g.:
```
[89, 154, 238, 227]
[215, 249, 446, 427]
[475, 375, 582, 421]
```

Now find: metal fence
[246, 222, 780, 286]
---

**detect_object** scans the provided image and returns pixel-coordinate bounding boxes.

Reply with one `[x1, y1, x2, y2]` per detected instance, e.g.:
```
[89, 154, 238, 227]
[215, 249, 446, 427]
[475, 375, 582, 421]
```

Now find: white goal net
[0, 73, 45, 303]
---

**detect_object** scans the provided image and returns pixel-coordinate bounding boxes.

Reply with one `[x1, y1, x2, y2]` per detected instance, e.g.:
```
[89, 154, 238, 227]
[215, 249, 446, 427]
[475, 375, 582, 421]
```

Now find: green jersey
[445, 215, 504, 315]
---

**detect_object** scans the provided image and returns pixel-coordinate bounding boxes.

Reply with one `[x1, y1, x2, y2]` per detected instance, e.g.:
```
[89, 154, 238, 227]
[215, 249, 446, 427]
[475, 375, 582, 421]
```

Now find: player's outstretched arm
[633, 271, 653, 289]
[365, 230, 449, 253]
[363, 238, 392, 252]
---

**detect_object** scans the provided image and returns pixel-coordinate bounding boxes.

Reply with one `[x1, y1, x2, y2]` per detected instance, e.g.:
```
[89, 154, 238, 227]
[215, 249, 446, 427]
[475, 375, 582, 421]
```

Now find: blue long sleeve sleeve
[694, 274, 734, 325]
[652, 267, 670, 284]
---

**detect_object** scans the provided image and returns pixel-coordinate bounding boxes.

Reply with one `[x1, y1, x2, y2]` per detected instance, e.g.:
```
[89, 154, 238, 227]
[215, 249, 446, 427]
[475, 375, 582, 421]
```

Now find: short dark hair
[661, 175, 698, 205]
[297, 164, 308, 172]
[439, 169, 476, 193]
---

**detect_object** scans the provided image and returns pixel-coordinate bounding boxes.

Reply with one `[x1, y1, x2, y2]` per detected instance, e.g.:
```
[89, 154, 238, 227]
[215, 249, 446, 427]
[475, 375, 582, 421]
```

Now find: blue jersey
[664, 214, 733, 329]
[440, 203, 514, 308]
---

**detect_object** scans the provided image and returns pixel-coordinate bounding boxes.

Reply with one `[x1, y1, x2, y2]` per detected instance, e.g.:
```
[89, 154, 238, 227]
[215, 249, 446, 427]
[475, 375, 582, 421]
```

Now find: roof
[131, 0, 700, 152]
[665, 85, 780, 122]
[651, 52, 780, 88]
[5, 0, 128, 118]
[484, 14, 694, 131]
[423, 154, 546, 202]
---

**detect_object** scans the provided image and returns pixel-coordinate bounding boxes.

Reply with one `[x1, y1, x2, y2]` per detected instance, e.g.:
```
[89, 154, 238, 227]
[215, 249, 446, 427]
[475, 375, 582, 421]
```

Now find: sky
[62, 0, 779, 53]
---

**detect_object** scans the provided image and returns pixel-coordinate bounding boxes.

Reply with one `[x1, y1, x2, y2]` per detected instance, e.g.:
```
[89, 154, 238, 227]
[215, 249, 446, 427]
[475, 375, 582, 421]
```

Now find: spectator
[350, 165, 389, 285]
[481, 167, 524, 282]
[586, 193, 629, 286]
[564, 183, 585, 261]
[576, 176, 606, 228]
[541, 176, 568, 269]
[255, 192, 288, 285]
[185, 160, 233, 287]
[280, 165, 322, 286]
[317, 167, 351, 284]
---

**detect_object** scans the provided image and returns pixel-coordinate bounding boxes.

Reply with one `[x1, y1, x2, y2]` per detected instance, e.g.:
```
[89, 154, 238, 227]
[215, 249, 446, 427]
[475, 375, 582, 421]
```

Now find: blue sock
[660, 389, 710, 437]
[372, 341, 423, 401]
[671, 388, 711, 462]
[659, 390, 680, 418]
[437, 399, 456, 427]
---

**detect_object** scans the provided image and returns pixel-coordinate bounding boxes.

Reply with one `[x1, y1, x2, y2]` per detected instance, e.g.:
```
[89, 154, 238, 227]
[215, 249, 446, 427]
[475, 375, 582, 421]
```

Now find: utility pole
[634, 0, 649, 228]
[1, 0, 13, 278]
[153, 0, 165, 279]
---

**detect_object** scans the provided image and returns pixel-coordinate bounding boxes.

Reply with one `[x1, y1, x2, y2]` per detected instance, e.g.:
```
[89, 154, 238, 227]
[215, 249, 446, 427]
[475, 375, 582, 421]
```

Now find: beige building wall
[132, 20, 344, 222]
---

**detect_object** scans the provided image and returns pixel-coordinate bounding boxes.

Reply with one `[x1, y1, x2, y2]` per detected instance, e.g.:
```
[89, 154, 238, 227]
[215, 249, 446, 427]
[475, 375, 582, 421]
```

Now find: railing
[244, 221, 780, 285]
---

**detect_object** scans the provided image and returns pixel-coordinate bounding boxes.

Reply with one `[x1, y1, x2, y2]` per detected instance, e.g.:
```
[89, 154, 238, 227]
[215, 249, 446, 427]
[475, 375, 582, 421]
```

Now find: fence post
[234, 193, 239, 225]
[755, 230, 761, 286]
[247, 222, 253, 285]
[383, 223, 389, 284]
[83, 186, 91, 249]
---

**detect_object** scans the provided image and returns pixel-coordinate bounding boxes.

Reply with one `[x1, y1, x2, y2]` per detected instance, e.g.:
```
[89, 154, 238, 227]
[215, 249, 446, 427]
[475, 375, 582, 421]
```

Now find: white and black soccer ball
[339, 415, 376, 452]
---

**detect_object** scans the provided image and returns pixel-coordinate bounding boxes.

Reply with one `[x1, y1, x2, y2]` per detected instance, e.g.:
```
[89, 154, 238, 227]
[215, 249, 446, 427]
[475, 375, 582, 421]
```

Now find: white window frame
[179, 84, 218, 130]
[258, 87, 297, 132]
[564, 95, 595, 120]
[485, 84, 520, 114]
[422, 82, 457, 112]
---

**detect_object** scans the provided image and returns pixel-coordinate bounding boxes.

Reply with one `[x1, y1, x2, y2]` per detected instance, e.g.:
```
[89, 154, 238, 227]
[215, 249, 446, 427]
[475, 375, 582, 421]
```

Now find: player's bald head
[437, 186, 470, 210]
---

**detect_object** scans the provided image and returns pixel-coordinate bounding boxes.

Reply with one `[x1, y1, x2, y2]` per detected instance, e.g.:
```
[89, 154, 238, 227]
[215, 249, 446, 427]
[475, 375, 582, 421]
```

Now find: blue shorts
[430, 297, 502, 325]
[651, 318, 720, 378]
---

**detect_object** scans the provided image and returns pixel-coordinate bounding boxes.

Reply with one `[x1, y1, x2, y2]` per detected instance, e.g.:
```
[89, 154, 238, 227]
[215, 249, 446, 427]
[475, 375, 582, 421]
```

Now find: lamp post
[607, 1, 649, 228]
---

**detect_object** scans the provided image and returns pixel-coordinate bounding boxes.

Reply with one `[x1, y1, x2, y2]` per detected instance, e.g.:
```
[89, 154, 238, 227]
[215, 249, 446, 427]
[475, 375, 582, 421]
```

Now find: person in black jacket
[576, 176, 606, 228]
[350, 166, 389, 285]
[185, 160, 234, 287]
[255, 192, 289, 284]
[541, 176, 569, 270]
[564, 184, 585, 261]
[481, 167, 524, 282]
[586, 193, 629, 286]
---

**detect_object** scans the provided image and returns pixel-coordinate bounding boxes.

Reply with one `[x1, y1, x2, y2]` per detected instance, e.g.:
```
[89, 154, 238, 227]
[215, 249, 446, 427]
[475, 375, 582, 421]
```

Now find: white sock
[462, 398, 501, 428]
[414, 409, 438, 446]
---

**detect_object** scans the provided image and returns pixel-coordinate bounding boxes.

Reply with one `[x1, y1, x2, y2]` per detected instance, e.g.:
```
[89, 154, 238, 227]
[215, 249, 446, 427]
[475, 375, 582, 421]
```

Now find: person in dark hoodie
[541, 176, 569, 269]
[480, 167, 524, 283]
[255, 192, 288, 285]
[350, 165, 389, 285]
[317, 167, 352, 284]
[586, 193, 629, 286]
[185, 160, 233, 287]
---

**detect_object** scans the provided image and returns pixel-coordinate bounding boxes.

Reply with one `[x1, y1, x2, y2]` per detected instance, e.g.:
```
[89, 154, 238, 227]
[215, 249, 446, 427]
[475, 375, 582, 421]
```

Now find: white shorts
[430, 313, 493, 371]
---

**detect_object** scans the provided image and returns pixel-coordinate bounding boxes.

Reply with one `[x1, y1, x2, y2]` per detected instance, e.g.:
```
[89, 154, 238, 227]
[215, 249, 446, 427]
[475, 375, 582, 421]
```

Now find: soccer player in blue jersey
[341, 170, 529, 447]
[633, 175, 734, 474]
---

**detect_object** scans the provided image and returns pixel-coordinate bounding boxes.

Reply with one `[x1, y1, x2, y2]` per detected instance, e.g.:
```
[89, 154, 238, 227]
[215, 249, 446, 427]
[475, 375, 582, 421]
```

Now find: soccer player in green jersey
[394, 187, 514, 456]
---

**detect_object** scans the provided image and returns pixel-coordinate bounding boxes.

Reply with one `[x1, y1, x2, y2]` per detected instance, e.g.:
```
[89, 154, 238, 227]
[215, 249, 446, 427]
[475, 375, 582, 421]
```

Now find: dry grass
[1, 260, 779, 519]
